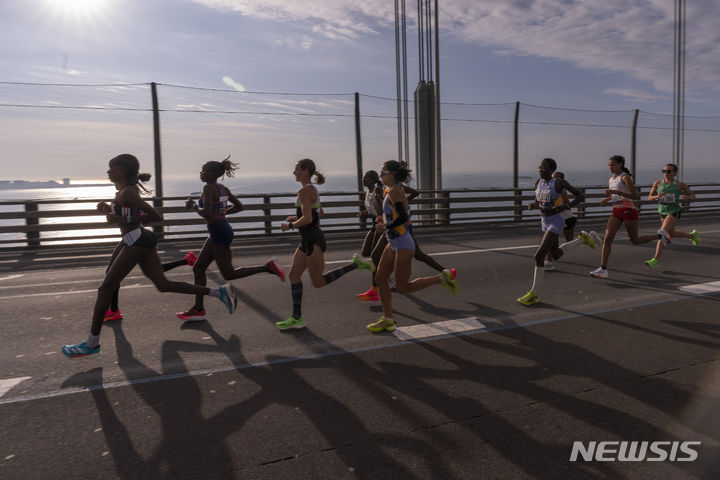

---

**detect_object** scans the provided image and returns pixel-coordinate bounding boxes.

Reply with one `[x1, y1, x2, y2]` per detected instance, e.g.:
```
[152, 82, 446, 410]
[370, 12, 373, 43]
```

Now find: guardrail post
[437, 190, 450, 225]
[25, 201, 40, 247]
[576, 188, 586, 218]
[514, 188, 523, 222]
[263, 195, 272, 234]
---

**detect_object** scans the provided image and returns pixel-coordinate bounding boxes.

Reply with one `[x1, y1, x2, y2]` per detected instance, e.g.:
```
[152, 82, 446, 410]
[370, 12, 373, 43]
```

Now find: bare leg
[394, 249, 441, 294]
[410, 231, 445, 272]
[600, 216, 623, 268]
[190, 239, 214, 310]
[375, 244, 396, 318]
[212, 243, 269, 280]
[91, 246, 143, 336]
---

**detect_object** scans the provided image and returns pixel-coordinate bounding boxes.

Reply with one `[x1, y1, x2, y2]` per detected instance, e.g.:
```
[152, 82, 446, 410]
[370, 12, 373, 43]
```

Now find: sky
[1, 0, 720, 180]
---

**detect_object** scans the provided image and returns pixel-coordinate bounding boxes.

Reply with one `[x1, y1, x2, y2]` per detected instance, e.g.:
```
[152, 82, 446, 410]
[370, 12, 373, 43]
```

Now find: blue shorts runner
[541, 213, 565, 236]
[208, 220, 234, 246]
[387, 231, 416, 251]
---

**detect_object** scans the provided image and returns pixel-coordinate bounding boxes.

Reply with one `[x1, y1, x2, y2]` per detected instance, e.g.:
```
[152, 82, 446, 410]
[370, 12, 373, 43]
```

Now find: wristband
[289, 222, 295, 229]
[192, 203, 199, 211]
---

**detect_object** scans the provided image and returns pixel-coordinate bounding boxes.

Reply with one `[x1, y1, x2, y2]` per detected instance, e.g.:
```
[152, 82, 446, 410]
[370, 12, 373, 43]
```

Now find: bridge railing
[1, 183, 719, 248]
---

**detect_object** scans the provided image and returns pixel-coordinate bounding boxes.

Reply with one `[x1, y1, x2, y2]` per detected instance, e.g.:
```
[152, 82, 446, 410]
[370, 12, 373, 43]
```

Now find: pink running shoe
[357, 287, 379, 302]
[184, 251, 198, 266]
[176, 307, 206, 322]
[104, 308, 123, 322]
[449, 268, 457, 280]
[267, 258, 286, 281]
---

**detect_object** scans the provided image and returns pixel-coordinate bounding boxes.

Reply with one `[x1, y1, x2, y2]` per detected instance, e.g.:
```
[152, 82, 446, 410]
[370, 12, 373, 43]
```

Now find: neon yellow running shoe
[366, 316, 396, 333]
[351, 254, 375, 272]
[689, 230, 699, 246]
[440, 269, 458, 295]
[645, 258, 659, 268]
[276, 316, 305, 330]
[517, 291, 539, 306]
[579, 231, 596, 249]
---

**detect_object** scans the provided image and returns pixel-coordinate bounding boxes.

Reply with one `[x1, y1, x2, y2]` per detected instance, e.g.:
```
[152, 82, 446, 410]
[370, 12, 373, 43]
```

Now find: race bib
[660, 192, 676, 204]
[536, 190, 552, 208]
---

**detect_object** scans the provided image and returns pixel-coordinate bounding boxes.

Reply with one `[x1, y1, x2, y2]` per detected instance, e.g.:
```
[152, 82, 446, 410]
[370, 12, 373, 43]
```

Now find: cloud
[603, 88, 665, 103]
[189, 0, 720, 97]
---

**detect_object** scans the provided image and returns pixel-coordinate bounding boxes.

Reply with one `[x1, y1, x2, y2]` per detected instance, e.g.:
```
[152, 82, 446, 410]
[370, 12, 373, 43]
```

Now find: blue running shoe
[61, 341, 100, 358]
[219, 284, 238, 313]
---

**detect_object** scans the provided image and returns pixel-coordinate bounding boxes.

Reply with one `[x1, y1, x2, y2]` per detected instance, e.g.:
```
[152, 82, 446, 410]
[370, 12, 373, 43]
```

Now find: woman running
[178, 157, 285, 321]
[517, 158, 598, 306]
[644, 163, 699, 268]
[276, 158, 374, 330]
[543, 171, 600, 270]
[357, 173, 453, 301]
[61, 154, 238, 358]
[367, 160, 457, 333]
[589, 155, 661, 278]
[356, 170, 385, 301]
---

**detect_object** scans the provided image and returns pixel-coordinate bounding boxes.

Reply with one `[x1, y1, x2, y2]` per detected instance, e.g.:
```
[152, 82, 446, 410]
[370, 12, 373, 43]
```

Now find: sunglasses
[662, 169, 675, 174]
[380, 169, 391, 175]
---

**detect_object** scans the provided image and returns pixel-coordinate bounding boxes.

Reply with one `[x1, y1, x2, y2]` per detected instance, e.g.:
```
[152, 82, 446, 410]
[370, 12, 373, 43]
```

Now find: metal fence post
[151, 82, 164, 239]
[25, 201, 40, 247]
[513, 102, 521, 221]
[263, 195, 272, 235]
[355, 92, 365, 229]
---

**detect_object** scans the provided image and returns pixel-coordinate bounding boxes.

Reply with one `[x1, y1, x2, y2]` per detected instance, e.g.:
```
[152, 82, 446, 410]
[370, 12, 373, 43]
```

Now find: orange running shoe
[357, 286, 379, 301]
[104, 308, 123, 322]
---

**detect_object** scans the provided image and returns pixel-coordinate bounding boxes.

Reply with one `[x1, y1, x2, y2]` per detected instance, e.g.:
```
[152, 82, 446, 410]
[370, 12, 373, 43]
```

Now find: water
[1, 167, 718, 246]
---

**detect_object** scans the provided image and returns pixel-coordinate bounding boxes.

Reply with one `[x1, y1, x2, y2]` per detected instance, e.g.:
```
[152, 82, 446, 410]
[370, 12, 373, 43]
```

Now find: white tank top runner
[609, 173, 635, 208]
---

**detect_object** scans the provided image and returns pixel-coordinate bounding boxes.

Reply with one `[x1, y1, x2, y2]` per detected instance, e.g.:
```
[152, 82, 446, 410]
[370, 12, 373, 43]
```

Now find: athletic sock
[162, 259, 186, 272]
[110, 286, 119, 311]
[530, 266, 544, 293]
[208, 288, 221, 298]
[322, 263, 358, 285]
[291, 282, 303, 318]
[86, 333, 100, 349]
[559, 237, 582, 251]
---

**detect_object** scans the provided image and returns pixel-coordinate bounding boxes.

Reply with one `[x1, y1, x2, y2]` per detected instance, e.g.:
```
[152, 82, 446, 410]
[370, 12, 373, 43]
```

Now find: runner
[590, 155, 661, 278]
[61, 154, 238, 358]
[359, 176, 454, 301]
[543, 171, 600, 270]
[644, 163, 699, 268]
[276, 159, 374, 330]
[356, 170, 385, 301]
[177, 156, 285, 321]
[367, 160, 458, 333]
[517, 158, 598, 306]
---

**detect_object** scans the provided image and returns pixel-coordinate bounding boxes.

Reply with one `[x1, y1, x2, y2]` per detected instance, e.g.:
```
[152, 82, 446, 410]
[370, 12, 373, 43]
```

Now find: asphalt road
[1, 214, 719, 479]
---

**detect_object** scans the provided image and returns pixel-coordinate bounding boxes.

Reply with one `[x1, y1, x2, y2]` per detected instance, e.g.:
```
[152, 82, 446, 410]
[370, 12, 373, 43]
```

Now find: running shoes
[61, 341, 100, 358]
[517, 291, 539, 306]
[689, 230, 699, 246]
[351, 254, 375, 272]
[645, 258, 659, 268]
[440, 269, 458, 295]
[366, 316, 396, 333]
[590, 267, 609, 278]
[266, 258, 286, 281]
[579, 231, 597, 249]
[357, 286, 379, 301]
[276, 316, 305, 330]
[184, 251, 198, 266]
[544, 260, 554, 271]
[218, 284, 238, 313]
[176, 307, 207, 321]
[103, 308, 123, 322]
[589, 231, 602, 246]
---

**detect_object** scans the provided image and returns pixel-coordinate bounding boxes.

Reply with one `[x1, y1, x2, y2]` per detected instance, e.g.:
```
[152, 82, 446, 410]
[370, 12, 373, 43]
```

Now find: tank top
[110, 185, 144, 218]
[198, 184, 228, 220]
[364, 187, 380, 217]
[535, 178, 561, 214]
[295, 184, 321, 230]
[657, 180, 682, 216]
[609, 173, 635, 208]
[382, 185, 412, 236]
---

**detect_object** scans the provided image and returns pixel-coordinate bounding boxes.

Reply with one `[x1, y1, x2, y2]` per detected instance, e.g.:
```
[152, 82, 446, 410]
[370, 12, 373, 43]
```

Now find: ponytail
[610, 155, 631, 177]
[110, 154, 152, 194]
[298, 158, 325, 184]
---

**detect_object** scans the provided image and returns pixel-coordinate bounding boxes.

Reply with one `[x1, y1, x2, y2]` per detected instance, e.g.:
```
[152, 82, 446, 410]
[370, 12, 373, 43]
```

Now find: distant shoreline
[0, 180, 112, 190]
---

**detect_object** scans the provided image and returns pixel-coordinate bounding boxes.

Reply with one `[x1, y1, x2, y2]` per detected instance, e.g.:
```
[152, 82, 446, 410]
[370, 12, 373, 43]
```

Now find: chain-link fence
[1, 81, 719, 195]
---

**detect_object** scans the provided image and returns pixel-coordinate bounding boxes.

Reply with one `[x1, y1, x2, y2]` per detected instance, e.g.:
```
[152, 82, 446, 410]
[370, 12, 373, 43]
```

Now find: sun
[44, 0, 111, 22]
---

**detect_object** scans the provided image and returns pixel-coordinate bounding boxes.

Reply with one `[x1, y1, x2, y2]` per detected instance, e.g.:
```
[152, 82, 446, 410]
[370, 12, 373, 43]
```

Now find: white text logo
[569, 441, 701, 462]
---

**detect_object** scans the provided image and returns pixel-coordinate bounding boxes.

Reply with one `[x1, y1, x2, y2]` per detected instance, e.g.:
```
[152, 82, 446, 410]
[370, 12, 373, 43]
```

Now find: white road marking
[0, 377, 31, 398]
[394, 317, 485, 341]
[0, 274, 24, 281]
[678, 281, 720, 295]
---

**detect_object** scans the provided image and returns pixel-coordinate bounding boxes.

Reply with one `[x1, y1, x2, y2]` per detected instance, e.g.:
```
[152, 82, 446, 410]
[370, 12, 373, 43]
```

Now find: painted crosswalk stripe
[678, 281, 720, 295]
[0, 377, 31, 398]
[394, 317, 485, 341]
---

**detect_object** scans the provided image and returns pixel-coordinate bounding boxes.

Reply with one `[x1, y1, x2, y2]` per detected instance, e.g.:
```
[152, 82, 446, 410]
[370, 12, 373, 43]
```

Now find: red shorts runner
[612, 206, 639, 222]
